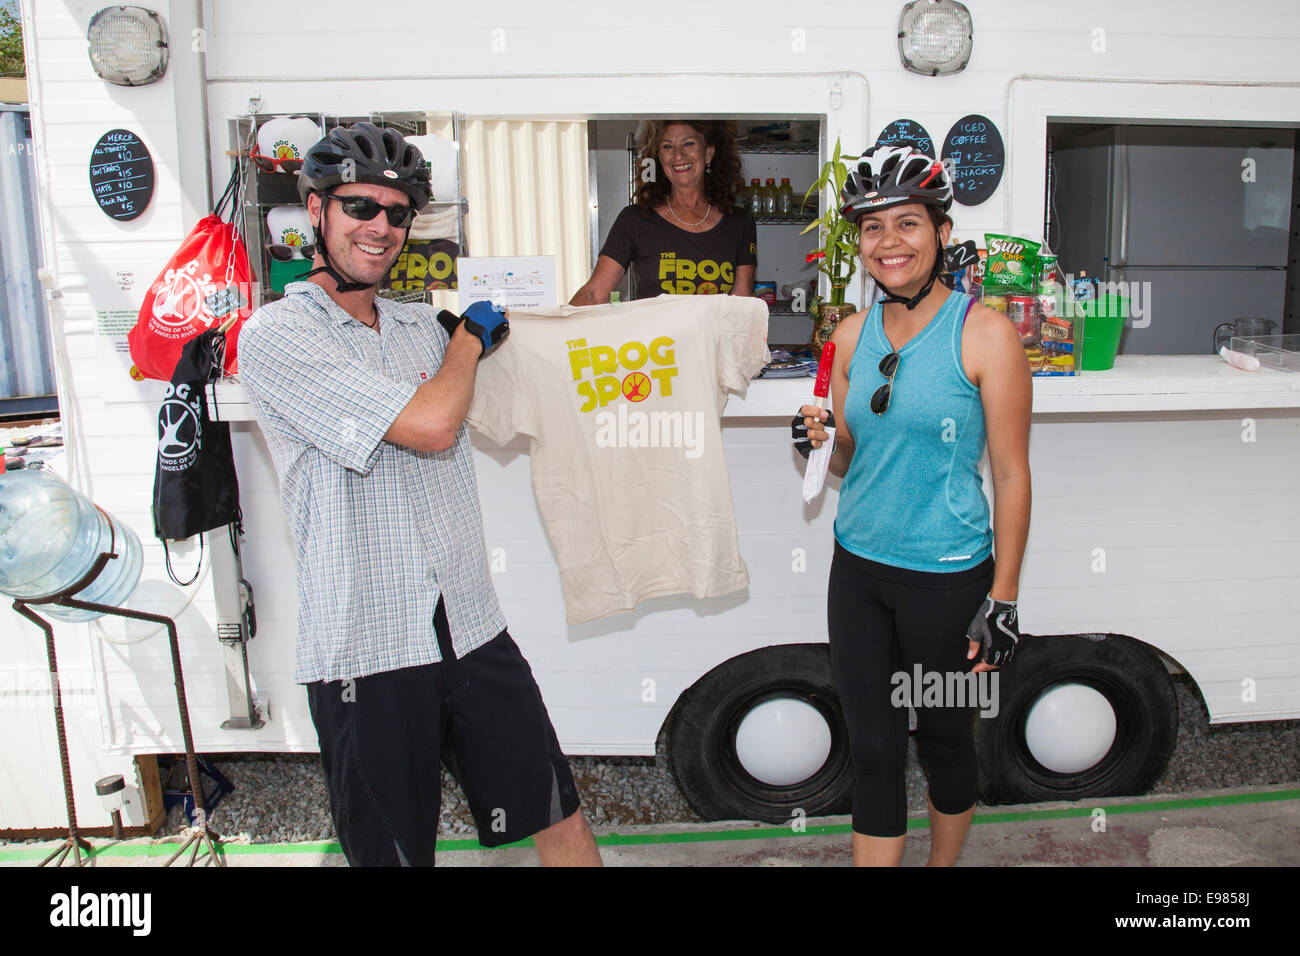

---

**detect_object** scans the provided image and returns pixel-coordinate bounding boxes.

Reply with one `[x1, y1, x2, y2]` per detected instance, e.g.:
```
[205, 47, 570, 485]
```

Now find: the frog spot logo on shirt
[658, 252, 734, 295]
[569, 335, 704, 458]
[567, 335, 678, 412]
[622, 371, 651, 401]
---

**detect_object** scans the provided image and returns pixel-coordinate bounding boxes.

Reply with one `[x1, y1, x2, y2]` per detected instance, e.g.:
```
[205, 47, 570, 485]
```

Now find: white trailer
[3, 0, 1298, 831]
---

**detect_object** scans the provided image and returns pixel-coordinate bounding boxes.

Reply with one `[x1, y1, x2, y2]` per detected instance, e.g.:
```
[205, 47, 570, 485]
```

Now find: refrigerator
[1049, 125, 1293, 355]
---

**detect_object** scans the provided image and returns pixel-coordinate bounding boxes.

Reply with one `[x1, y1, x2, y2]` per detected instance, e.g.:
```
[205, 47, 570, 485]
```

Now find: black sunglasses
[870, 351, 900, 415]
[267, 242, 317, 261]
[324, 193, 416, 228]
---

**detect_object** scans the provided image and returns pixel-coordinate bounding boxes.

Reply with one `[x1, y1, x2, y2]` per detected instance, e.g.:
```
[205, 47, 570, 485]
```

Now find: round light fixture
[898, 0, 973, 76]
[87, 6, 169, 87]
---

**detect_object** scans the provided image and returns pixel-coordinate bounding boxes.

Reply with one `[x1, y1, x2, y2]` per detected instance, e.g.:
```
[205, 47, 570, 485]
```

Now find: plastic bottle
[777, 177, 795, 217]
[762, 178, 778, 216]
[0, 469, 143, 622]
[747, 178, 763, 218]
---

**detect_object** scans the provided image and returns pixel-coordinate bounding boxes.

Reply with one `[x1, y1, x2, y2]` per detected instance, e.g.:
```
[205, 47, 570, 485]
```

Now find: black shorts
[305, 599, 581, 865]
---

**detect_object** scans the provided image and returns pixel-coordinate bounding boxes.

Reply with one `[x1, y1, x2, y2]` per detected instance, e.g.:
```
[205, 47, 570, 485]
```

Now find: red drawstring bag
[129, 165, 255, 380]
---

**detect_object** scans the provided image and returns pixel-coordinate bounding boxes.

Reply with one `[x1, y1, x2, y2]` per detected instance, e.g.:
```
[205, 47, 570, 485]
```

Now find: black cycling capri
[306, 598, 581, 865]
[827, 542, 995, 838]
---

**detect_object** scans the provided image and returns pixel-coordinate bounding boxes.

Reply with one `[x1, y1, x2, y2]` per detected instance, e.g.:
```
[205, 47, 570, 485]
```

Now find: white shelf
[725, 356, 1300, 417]
[210, 355, 1300, 424]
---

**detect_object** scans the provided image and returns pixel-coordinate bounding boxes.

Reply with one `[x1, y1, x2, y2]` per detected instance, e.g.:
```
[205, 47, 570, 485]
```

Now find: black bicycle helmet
[298, 121, 432, 210]
[296, 122, 431, 293]
[839, 144, 953, 224]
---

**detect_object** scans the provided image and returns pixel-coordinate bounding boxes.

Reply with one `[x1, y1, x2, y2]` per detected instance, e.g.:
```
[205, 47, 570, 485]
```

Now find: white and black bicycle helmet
[298, 121, 432, 209]
[297, 122, 431, 292]
[839, 144, 953, 224]
[839, 144, 955, 309]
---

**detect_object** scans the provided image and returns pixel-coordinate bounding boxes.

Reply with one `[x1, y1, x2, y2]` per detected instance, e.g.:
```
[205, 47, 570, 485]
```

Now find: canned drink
[1036, 293, 1057, 318]
[1007, 295, 1036, 336]
[983, 294, 1008, 313]
[1037, 255, 1059, 294]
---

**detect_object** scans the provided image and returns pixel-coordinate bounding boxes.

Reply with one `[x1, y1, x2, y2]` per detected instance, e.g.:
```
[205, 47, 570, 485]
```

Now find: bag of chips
[983, 234, 1041, 294]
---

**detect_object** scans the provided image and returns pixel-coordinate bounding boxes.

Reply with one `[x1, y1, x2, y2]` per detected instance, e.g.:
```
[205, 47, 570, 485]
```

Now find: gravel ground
[135, 673, 1300, 845]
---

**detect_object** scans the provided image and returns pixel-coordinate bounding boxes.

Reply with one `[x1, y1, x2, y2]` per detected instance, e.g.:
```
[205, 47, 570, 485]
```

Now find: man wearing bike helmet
[794, 143, 1032, 866]
[238, 122, 600, 866]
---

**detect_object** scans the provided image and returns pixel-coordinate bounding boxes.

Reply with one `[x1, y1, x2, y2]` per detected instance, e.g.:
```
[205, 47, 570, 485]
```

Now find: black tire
[665, 644, 853, 823]
[975, 634, 1178, 805]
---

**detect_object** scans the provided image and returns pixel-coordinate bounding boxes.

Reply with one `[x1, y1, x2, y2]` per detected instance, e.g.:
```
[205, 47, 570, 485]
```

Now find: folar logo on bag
[149, 259, 247, 337]
[149, 260, 229, 338]
[157, 381, 203, 472]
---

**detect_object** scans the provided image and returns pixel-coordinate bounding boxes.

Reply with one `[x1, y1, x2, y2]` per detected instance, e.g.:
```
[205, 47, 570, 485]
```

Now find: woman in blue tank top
[798, 145, 1032, 866]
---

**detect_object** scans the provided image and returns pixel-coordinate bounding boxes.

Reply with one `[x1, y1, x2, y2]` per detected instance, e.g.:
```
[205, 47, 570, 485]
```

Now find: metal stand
[12, 599, 93, 867]
[12, 550, 225, 867]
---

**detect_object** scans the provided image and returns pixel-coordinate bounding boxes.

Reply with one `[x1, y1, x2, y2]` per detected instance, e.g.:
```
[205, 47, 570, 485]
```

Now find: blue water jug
[0, 469, 143, 622]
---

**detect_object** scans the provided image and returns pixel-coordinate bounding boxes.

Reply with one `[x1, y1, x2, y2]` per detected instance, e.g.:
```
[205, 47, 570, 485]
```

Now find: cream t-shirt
[468, 294, 770, 624]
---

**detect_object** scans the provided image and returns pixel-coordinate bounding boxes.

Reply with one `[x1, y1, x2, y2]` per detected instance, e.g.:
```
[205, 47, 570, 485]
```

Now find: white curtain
[459, 118, 591, 304]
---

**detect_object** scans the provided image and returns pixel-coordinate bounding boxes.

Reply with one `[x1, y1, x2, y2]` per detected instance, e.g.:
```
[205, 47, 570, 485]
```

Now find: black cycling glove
[791, 408, 836, 460]
[966, 594, 1020, 667]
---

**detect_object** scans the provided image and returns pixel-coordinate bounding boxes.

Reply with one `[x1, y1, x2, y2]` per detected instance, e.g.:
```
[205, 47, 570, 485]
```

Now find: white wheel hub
[734, 697, 832, 786]
[1023, 683, 1118, 774]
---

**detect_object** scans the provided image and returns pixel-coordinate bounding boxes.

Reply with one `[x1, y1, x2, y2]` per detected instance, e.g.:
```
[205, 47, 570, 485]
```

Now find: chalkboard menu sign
[89, 129, 155, 222]
[875, 118, 935, 158]
[941, 114, 1005, 206]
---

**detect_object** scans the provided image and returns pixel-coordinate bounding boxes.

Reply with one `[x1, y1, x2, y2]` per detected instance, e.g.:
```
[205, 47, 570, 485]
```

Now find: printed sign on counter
[459, 256, 556, 310]
[875, 118, 935, 158]
[89, 129, 155, 222]
[941, 114, 1005, 206]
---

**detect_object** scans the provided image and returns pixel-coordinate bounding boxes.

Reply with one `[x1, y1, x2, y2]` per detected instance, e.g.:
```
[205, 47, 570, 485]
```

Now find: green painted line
[960, 788, 1300, 826]
[592, 823, 850, 846]
[2, 788, 1296, 860]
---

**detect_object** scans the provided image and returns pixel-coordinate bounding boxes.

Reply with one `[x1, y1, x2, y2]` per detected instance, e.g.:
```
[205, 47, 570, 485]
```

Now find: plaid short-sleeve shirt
[237, 282, 507, 683]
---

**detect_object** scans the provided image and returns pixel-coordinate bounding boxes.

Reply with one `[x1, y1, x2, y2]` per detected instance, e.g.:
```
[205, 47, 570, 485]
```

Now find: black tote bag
[152, 328, 242, 543]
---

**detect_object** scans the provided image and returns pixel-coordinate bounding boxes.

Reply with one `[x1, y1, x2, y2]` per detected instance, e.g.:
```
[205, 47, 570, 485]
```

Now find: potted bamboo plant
[801, 138, 859, 353]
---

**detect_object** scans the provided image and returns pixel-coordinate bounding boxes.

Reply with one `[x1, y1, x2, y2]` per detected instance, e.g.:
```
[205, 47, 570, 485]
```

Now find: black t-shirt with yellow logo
[599, 205, 758, 299]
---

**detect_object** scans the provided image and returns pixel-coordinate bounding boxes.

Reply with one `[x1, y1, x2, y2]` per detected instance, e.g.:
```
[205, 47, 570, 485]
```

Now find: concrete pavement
[3, 784, 1296, 867]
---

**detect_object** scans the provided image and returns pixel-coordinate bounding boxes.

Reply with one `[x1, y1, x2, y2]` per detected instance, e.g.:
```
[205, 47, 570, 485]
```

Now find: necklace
[666, 196, 711, 228]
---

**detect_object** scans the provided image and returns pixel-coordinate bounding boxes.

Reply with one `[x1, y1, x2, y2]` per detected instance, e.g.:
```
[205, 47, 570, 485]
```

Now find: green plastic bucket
[1079, 295, 1128, 371]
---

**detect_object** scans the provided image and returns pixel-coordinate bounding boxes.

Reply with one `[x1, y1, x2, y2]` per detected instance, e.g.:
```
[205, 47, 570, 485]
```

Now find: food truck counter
[209, 355, 1300, 422]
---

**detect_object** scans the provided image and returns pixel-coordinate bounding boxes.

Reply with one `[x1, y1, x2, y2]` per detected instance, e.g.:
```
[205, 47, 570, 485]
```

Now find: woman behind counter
[570, 120, 756, 304]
